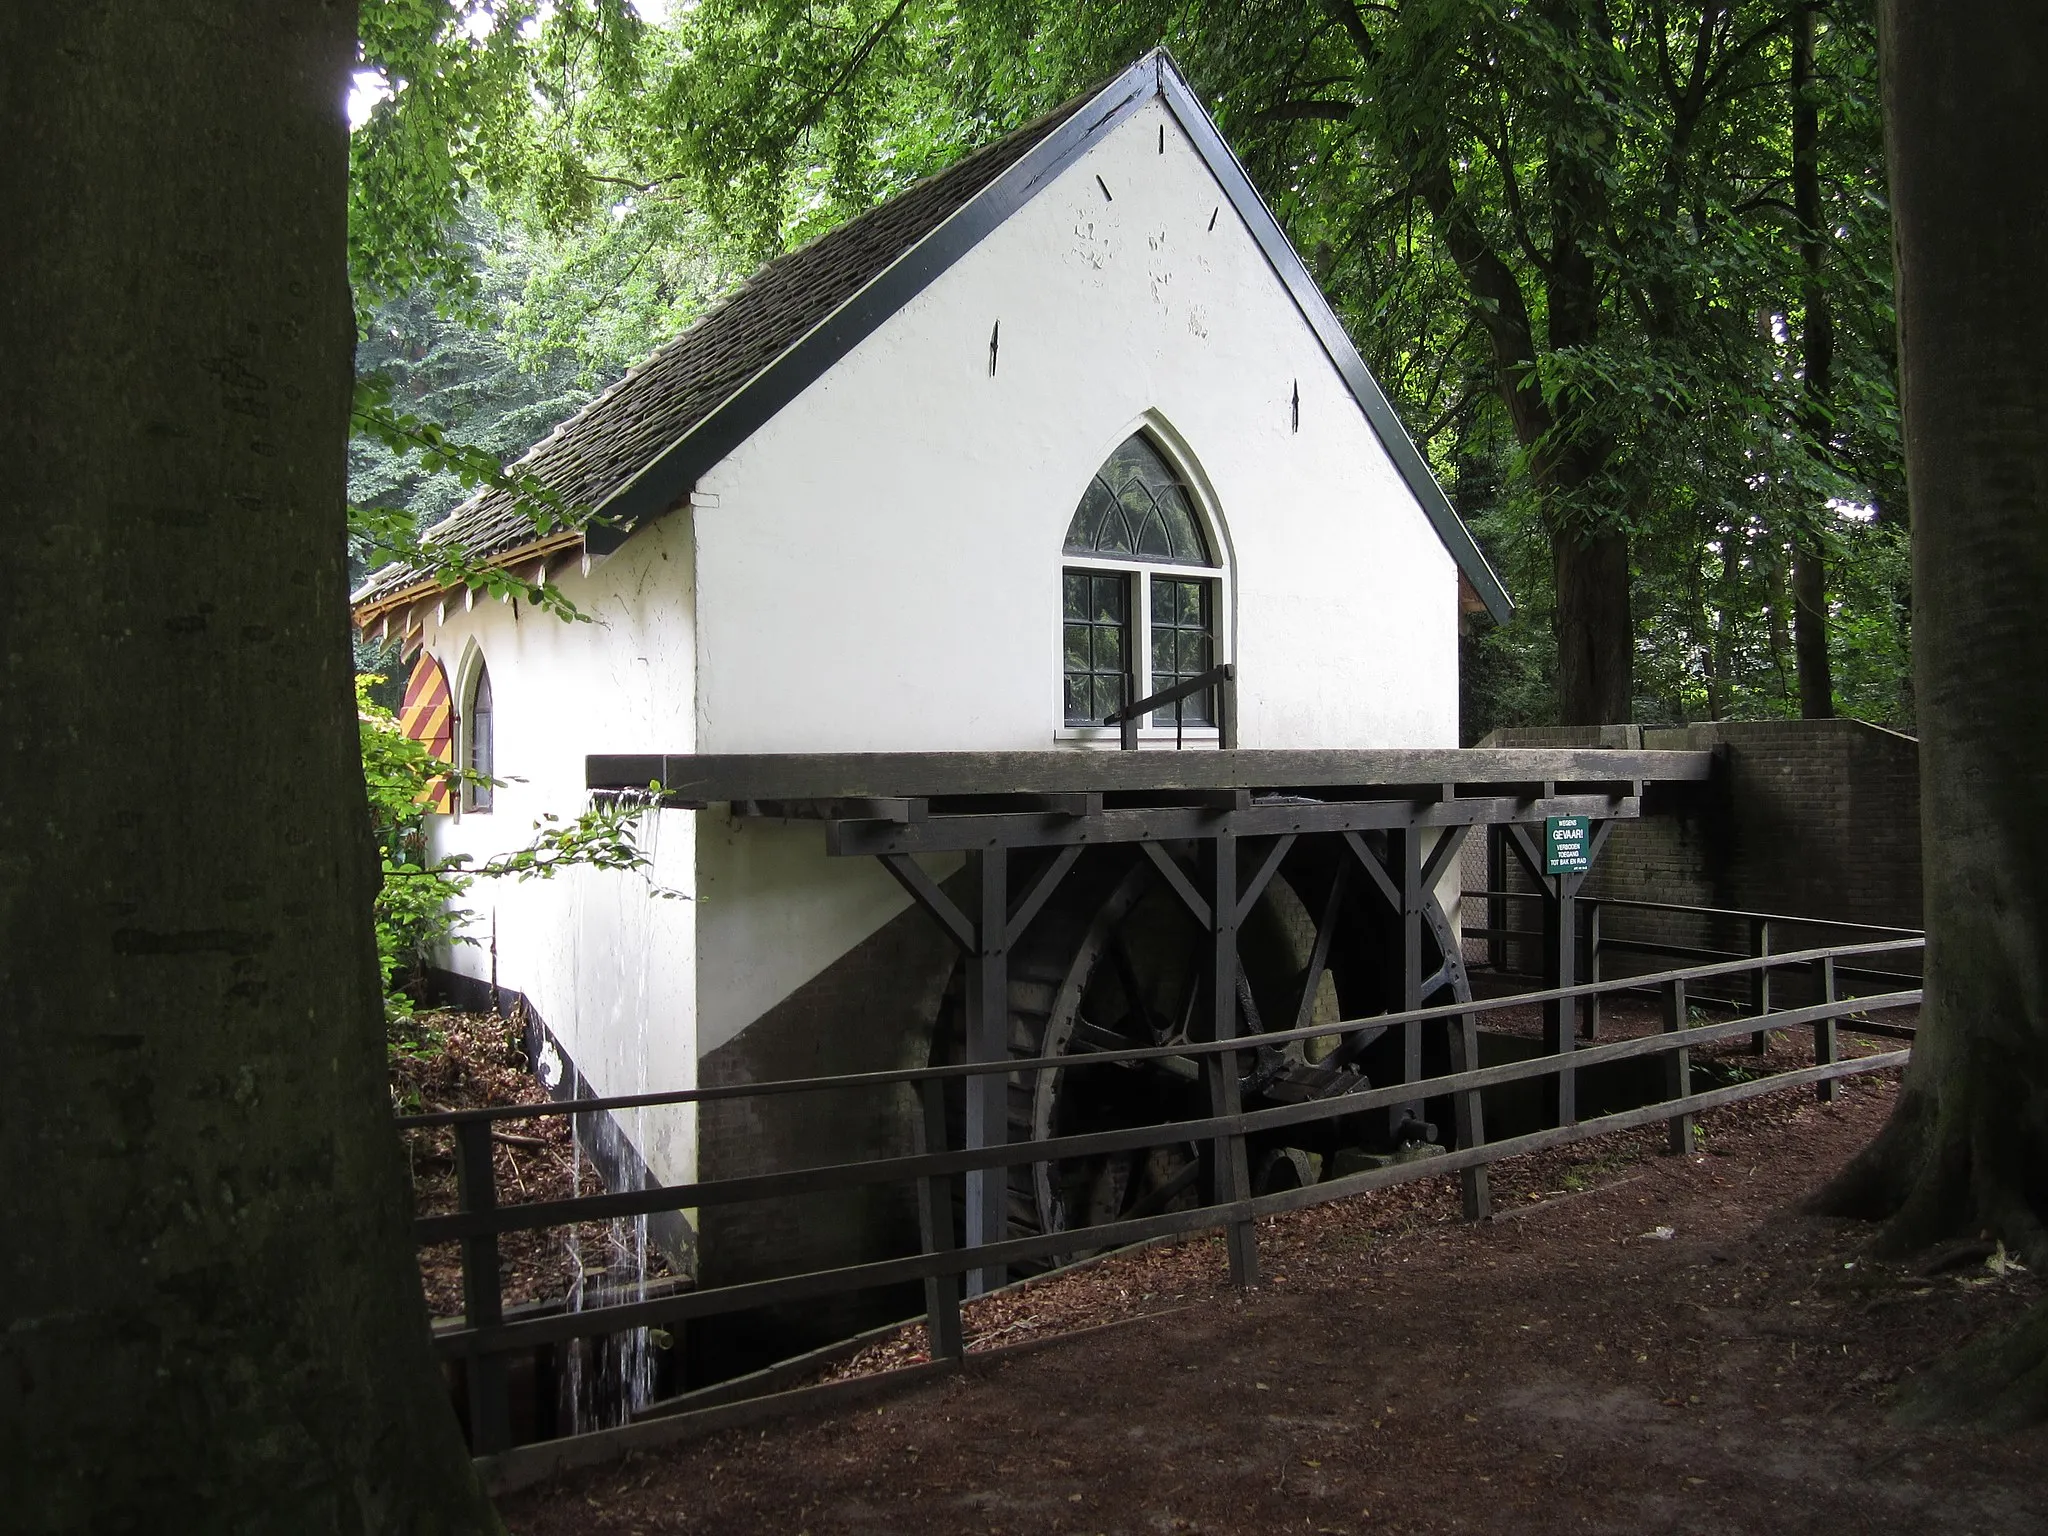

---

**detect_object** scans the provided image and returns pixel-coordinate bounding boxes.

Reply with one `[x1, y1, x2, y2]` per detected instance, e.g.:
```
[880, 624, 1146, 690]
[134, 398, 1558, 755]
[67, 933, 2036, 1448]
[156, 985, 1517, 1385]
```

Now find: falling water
[561, 793, 665, 1434]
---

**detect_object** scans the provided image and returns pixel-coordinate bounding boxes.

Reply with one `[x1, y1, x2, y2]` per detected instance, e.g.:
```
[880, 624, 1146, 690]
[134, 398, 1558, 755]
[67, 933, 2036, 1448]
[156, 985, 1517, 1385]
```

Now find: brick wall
[1480, 719, 1923, 998]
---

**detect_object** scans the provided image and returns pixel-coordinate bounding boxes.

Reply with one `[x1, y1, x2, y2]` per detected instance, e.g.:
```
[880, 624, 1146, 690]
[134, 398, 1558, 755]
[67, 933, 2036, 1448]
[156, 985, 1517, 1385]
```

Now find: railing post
[1543, 871, 1579, 1127]
[1812, 954, 1839, 1103]
[915, 1078, 964, 1363]
[963, 846, 1009, 1295]
[1748, 916, 1771, 1055]
[1395, 826, 1426, 1142]
[1583, 898, 1603, 1040]
[1447, 1002, 1491, 1221]
[455, 1118, 512, 1455]
[1486, 828, 1506, 973]
[1661, 978, 1694, 1157]
[1209, 829, 1259, 1287]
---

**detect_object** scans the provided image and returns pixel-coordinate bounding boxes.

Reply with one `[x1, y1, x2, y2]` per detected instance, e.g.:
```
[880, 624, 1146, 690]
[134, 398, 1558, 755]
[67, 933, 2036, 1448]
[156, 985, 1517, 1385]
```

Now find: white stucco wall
[412, 516, 700, 1188]
[691, 96, 1460, 757]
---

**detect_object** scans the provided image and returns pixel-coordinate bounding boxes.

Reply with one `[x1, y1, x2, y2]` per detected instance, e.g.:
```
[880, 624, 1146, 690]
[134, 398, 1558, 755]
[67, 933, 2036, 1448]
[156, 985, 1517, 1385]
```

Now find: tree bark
[1811, 0, 2048, 1427]
[1554, 526, 1635, 725]
[0, 4, 500, 1527]
[1791, 0, 1836, 719]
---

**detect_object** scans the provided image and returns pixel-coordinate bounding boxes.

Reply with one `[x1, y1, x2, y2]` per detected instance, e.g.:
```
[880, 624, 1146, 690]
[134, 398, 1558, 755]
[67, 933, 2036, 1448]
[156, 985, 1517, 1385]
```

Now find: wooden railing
[399, 929, 1920, 1486]
[1461, 888, 1922, 1039]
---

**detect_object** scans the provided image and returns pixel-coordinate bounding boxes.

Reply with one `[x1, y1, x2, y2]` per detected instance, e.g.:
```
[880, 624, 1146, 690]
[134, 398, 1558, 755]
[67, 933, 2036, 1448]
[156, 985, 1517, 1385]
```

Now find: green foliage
[357, 673, 671, 1020]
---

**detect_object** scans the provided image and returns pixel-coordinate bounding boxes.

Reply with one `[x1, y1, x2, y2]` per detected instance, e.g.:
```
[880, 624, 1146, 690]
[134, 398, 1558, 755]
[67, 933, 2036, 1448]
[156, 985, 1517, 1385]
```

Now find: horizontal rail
[416, 988, 1918, 1245]
[397, 935, 1922, 1129]
[428, 1044, 1909, 1362]
[1102, 662, 1233, 726]
[1467, 889, 1923, 938]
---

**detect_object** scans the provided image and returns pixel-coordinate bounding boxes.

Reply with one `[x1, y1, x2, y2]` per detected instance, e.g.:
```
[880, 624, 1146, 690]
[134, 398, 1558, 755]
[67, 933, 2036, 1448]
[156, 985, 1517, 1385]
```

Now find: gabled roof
[354, 51, 1512, 625]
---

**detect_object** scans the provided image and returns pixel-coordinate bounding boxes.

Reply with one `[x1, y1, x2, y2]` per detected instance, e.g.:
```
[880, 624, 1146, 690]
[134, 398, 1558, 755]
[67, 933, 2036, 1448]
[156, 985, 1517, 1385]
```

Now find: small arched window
[1062, 434, 1224, 731]
[462, 660, 494, 813]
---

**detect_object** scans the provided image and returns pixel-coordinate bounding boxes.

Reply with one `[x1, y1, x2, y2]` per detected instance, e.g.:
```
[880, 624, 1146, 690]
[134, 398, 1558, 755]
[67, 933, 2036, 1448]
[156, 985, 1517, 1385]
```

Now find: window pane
[1094, 676, 1124, 723]
[1163, 487, 1204, 563]
[1063, 566, 1132, 726]
[1063, 435, 1211, 565]
[467, 664, 495, 810]
[1135, 497, 1174, 559]
[1092, 576, 1125, 624]
[1065, 478, 1111, 554]
[1148, 575, 1217, 726]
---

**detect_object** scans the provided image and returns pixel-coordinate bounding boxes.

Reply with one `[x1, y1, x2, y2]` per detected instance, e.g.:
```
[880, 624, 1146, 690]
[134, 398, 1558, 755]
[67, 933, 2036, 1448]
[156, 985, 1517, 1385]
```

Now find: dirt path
[502, 1074, 2046, 1535]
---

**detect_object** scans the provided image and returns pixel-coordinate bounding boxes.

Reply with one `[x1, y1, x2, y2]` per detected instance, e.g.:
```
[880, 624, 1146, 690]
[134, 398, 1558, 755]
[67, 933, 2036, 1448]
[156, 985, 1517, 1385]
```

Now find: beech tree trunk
[1812, 0, 2048, 1426]
[1553, 525, 1635, 725]
[1791, 1, 1837, 720]
[0, 5, 500, 1527]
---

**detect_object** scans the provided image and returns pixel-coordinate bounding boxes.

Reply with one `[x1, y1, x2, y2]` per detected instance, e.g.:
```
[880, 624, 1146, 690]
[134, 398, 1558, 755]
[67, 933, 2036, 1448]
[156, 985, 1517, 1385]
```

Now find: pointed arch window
[1061, 434, 1226, 732]
[462, 660, 494, 813]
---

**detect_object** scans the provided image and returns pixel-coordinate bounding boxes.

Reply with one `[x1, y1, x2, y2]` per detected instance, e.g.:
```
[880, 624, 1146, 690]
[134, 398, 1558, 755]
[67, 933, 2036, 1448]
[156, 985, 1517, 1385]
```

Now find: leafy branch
[350, 375, 601, 623]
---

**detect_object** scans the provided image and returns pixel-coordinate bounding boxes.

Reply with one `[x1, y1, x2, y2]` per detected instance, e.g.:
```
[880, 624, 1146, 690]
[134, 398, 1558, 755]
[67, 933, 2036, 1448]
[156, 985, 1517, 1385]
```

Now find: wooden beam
[1140, 841, 1212, 928]
[588, 748, 1714, 800]
[877, 855, 973, 953]
[1005, 844, 1084, 947]
[1233, 834, 1297, 926]
[827, 794, 1639, 858]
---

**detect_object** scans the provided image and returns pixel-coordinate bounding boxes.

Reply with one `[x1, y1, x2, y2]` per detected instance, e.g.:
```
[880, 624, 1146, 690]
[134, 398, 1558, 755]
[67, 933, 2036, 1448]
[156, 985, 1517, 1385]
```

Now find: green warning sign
[1545, 815, 1591, 875]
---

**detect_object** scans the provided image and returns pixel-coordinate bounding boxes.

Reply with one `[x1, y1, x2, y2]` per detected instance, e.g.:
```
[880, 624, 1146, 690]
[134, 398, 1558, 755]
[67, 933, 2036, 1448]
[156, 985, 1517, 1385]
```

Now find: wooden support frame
[1207, 833, 1259, 1285]
[685, 762, 1673, 1310]
[963, 846, 1009, 1293]
[876, 844, 1085, 1294]
[1340, 824, 1476, 1144]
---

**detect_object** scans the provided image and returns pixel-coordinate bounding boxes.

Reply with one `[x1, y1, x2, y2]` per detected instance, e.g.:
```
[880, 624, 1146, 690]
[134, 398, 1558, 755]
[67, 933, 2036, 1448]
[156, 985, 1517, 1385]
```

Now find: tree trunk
[1811, 0, 2048, 1427]
[1553, 524, 1634, 725]
[1791, 540, 1834, 717]
[0, 5, 501, 1527]
[1792, 0, 1837, 719]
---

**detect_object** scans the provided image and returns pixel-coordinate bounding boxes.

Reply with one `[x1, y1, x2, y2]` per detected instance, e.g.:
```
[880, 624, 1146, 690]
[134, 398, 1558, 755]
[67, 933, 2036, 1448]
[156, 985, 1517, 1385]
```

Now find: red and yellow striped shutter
[400, 653, 455, 813]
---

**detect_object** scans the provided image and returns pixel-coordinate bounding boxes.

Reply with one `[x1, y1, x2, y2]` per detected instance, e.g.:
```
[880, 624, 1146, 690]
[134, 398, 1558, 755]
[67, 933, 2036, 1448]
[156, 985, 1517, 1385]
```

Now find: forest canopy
[348, 0, 1911, 738]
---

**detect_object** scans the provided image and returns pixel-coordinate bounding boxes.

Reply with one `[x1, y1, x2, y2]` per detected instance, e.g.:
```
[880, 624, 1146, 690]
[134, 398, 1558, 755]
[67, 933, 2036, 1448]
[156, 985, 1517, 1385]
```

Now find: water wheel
[932, 833, 1472, 1262]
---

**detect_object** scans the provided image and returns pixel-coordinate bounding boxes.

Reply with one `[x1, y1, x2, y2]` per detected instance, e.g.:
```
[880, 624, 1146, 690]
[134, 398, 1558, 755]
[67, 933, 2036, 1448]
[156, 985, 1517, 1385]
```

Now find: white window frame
[1054, 427, 1232, 749]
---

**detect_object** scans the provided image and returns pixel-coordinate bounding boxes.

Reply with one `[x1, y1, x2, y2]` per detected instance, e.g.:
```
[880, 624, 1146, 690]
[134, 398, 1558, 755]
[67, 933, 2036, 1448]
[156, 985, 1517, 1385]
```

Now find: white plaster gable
[690, 95, 1460, 755]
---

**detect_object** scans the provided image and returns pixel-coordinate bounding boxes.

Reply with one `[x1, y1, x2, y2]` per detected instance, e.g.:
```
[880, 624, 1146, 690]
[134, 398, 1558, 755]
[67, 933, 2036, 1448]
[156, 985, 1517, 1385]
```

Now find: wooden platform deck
[585, 747, 1714, 803]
